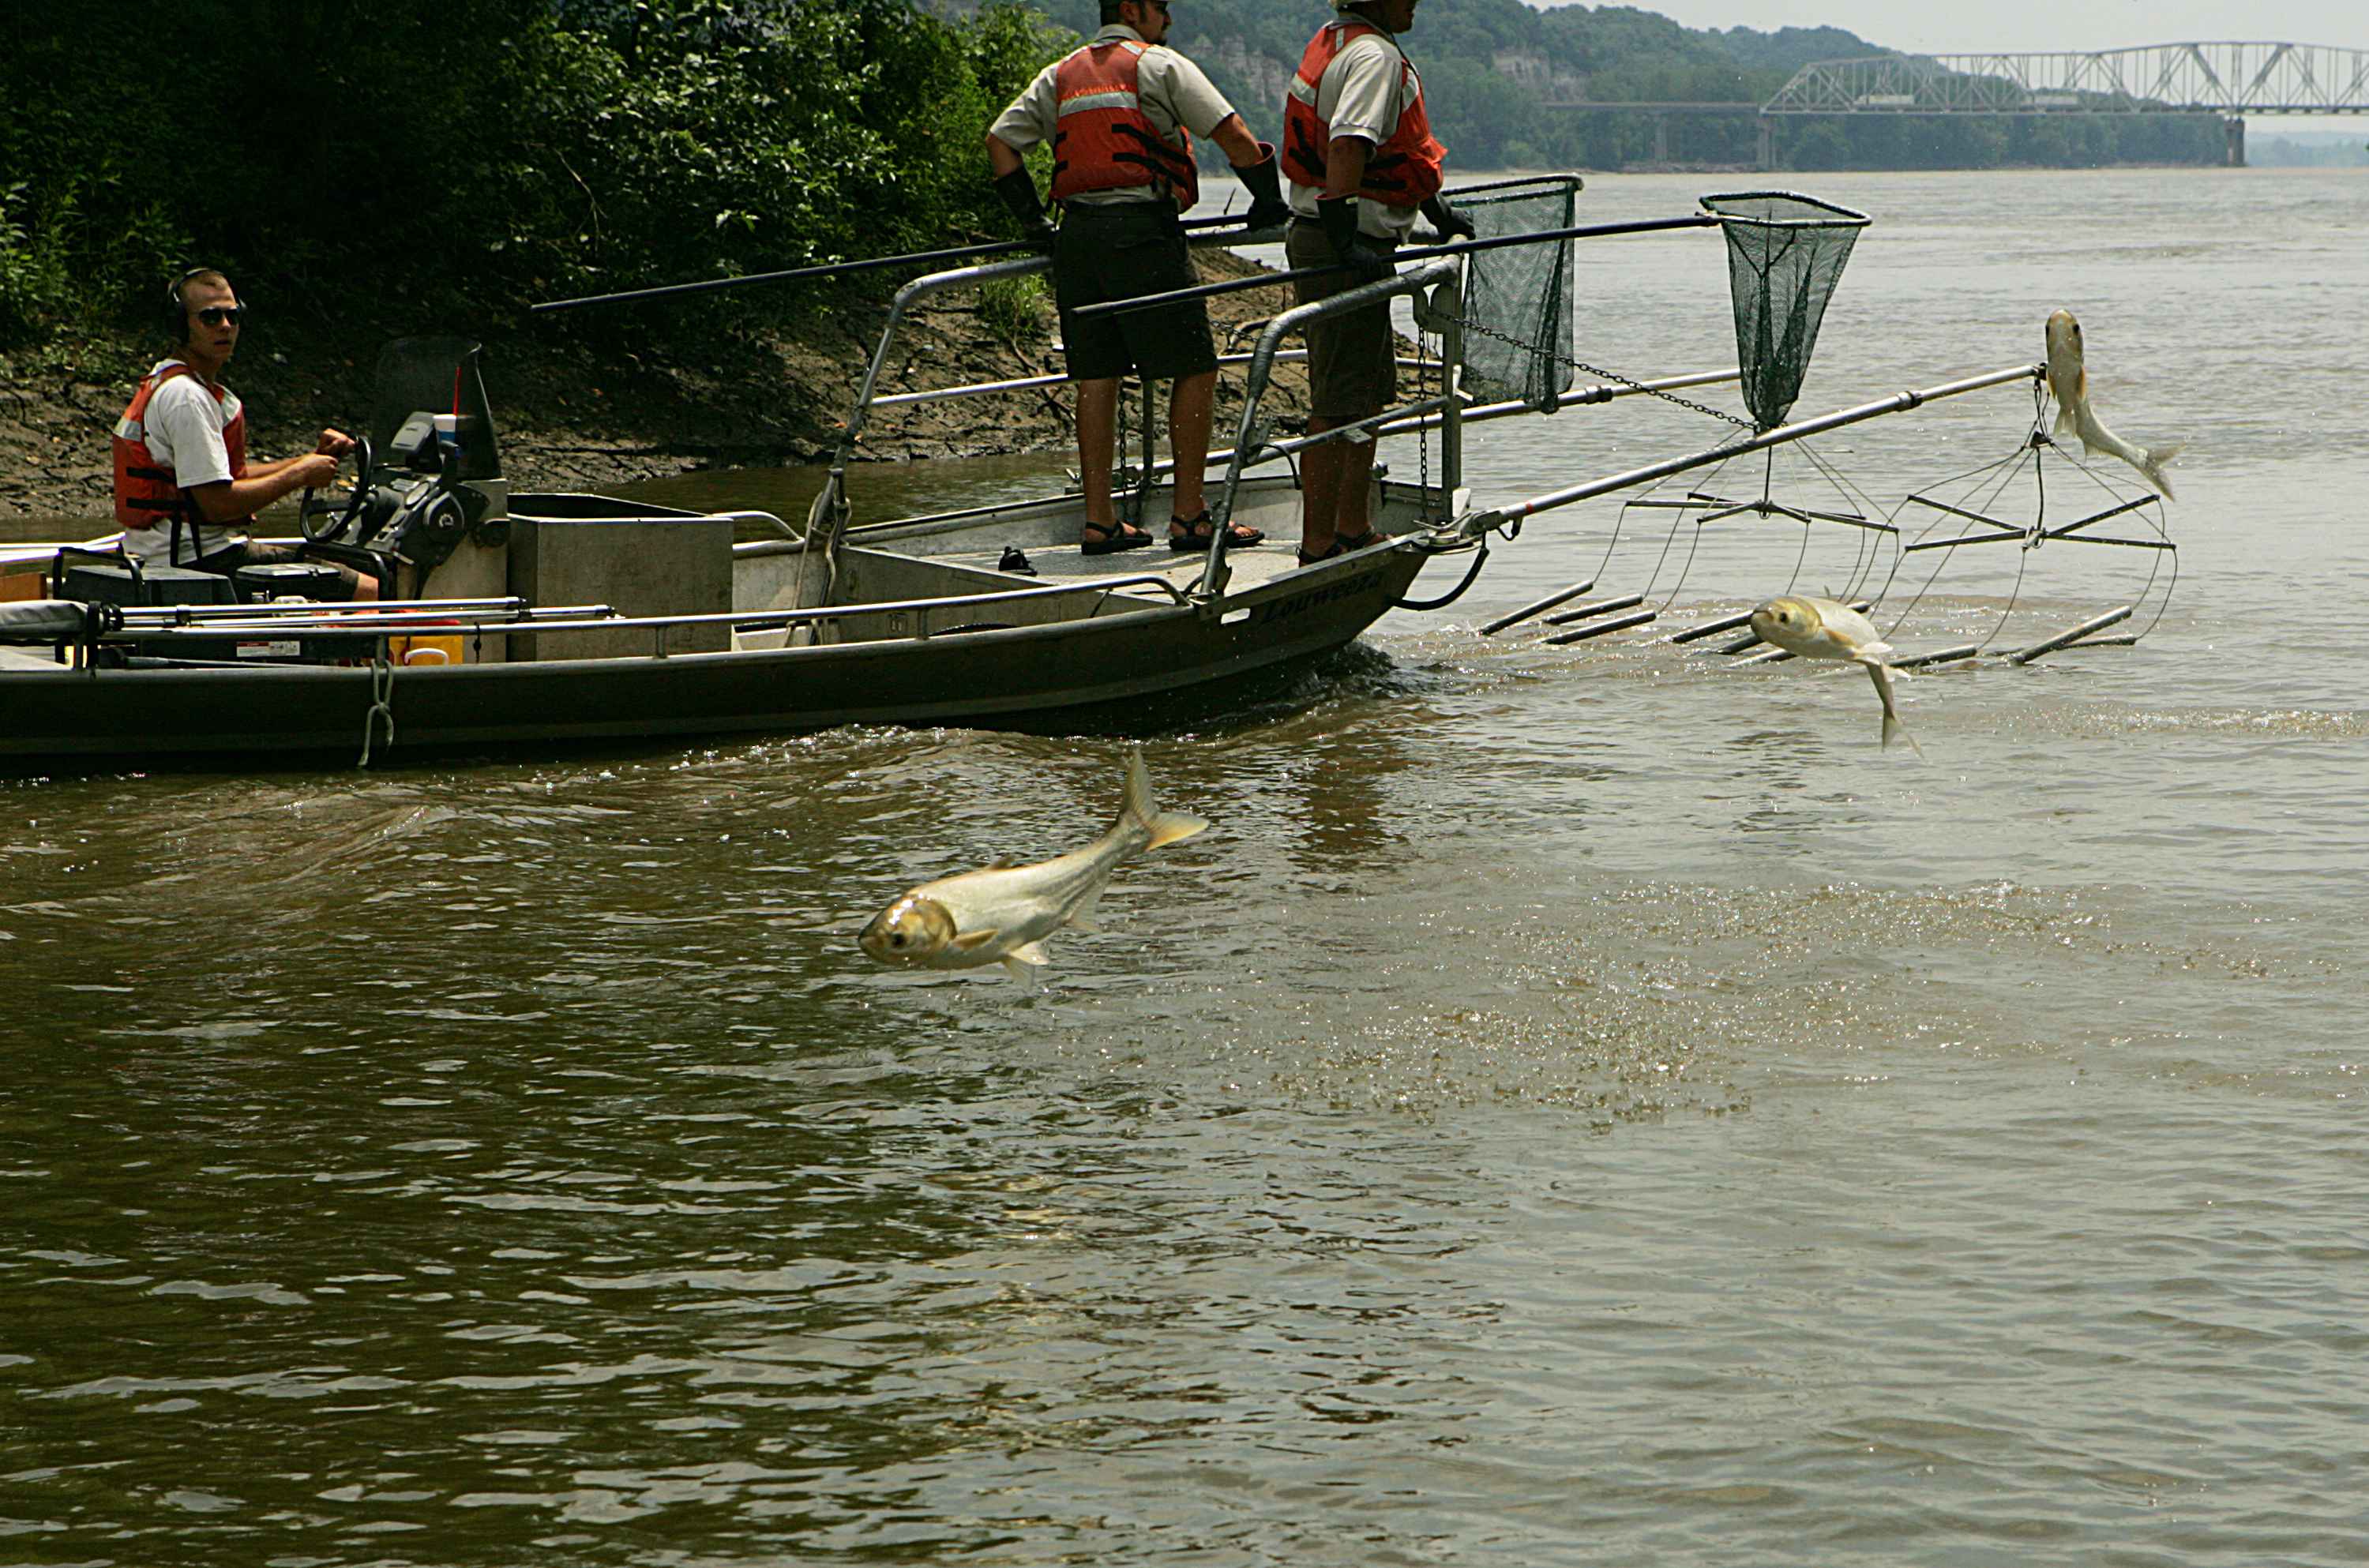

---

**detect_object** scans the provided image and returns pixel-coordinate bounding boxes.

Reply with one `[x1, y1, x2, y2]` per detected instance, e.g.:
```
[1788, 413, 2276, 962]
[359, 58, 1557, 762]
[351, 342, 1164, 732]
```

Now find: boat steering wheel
[300, 436, 374, 544]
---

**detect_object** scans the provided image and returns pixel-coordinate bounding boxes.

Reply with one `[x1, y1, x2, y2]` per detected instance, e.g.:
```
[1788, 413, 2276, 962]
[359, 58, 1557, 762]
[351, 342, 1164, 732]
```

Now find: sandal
[1167, 510, 1266, 553]
[1294, 538, 1346, 568]
[1079, 520, 1155, 556]
[1334, 527, 1387, 553]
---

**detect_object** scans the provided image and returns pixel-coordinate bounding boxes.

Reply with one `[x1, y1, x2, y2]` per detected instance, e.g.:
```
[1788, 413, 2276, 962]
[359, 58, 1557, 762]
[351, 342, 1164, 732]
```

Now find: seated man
[986, 0, 1291, 555]
[112, 268, 377, 599]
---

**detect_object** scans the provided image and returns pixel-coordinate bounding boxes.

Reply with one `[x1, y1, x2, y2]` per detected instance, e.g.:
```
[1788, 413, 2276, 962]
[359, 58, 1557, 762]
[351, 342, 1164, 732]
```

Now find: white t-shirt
[122, 359, 249, 562]
[1285, 25, 1425, 241]
[990, 25, 1238, 208]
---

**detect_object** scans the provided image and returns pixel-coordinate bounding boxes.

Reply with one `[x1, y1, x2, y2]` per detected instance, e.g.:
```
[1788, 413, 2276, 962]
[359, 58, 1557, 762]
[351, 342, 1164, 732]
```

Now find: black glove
[1421, 193, 1477, 242]
[993, 167, 1056, 250]
[1317, 197, 1395, 284]
[1234, 142, 1290, 234]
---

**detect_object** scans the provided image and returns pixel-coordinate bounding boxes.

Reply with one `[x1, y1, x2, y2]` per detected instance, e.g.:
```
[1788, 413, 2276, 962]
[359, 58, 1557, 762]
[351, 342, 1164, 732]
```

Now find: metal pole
[1541, 594, 1646, 627]
[1480, 578, 1597, 636]
[1194, 260, 1461, 599]
[1434, 268, 1465, 509]
[2007, 606, 2133, 665]
[530, 213, 1262, 314]
[1072, 213, 1722, 323]
[1545, 609, 1657, 644]
[1462, 364, 2044, 535]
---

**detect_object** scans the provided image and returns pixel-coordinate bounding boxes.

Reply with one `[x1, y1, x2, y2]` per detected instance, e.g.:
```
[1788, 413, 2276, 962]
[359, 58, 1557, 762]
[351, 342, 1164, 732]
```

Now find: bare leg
[1332, 433, 1377, 543]
[1076, 377, 1119, 530]
[1166, 369, 1215, 522]
[1299, 415, 1344, 557]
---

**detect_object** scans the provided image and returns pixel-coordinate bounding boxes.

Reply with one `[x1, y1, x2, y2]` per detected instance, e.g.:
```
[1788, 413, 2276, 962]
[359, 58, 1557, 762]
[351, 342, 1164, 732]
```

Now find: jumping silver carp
[1749, 594, 1923, 756]
[2044, 308, 2183, 499]
[858, 748, 1208, 979]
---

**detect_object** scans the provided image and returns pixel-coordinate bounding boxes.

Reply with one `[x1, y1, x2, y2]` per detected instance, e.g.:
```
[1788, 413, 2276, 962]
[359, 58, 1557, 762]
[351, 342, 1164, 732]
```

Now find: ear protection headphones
[162, 266, 229, 344]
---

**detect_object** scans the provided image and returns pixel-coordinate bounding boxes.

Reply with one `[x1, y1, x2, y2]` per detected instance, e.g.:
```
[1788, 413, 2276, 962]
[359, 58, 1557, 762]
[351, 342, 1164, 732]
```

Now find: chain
[1456, 314, 1756, 432]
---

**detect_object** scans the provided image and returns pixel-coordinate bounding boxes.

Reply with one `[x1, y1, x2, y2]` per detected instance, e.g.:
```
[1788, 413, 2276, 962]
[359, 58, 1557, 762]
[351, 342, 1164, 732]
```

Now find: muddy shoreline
[0, 249, 1314, 535]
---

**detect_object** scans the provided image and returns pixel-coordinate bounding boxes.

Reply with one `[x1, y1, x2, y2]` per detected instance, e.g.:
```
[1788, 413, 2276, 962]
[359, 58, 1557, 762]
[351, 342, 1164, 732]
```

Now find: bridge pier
[1757, 115, 1774, 171]
[2224, 115, 2247, 167]
[1653, 114, 1669, 165]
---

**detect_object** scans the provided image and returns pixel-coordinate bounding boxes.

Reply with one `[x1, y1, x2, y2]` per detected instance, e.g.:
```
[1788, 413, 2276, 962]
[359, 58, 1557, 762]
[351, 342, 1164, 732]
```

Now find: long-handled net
[1450, 174, 1581, 410]
[1700, 191, 1868, 433]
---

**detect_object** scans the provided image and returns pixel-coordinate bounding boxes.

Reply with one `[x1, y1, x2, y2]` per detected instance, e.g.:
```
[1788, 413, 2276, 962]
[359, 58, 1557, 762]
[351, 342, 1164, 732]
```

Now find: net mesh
[1453, 174, 1579, 410]
[1700, 191, 1869, 433]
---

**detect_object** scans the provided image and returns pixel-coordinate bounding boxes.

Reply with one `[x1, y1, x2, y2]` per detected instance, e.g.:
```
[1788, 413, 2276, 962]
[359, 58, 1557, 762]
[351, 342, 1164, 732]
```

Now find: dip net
[1700, 191, 1868, 433]
[1451, 174, 1579, 410]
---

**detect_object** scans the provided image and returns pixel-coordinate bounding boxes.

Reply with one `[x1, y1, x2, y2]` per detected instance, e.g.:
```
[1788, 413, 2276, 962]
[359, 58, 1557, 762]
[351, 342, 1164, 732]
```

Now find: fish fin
[1147, 811, 1210, 850]
[952, 928, 1001, 951]
[1067, 887, 1106, 936]
[1009, 940, 1053, 966]
[2140, 441, 2183, 500]
[1117, 746, 1211, 850]
[2052, 401, 2076, 439]
[1860, 660, 1924, 758]
[1001, 955, 1043, 983]
[1882, 709, 1924, 758]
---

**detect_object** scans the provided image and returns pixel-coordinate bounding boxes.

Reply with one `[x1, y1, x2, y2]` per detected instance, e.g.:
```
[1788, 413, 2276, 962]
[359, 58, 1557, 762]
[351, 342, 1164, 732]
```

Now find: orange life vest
[1282, 20, 1446, 207]
[1047, 39, 1200, 209]
[113, 362, 249, 557]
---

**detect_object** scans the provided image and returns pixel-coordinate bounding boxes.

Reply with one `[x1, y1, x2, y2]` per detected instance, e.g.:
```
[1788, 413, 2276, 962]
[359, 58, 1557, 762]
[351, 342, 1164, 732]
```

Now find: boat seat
[0, 647, 65, 670]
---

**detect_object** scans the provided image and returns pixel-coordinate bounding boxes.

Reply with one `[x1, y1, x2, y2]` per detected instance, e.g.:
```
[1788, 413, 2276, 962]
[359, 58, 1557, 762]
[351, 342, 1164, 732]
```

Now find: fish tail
[1120, 747, 1210, 851]
[2139, 441, 2184, 501]
[1865, 659, 1924, 758]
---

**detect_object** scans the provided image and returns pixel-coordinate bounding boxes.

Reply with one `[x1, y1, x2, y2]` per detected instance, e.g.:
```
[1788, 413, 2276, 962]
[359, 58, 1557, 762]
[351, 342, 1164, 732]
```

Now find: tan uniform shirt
[990, 24, 1237, 208]
[1284, 23, 1426, 241]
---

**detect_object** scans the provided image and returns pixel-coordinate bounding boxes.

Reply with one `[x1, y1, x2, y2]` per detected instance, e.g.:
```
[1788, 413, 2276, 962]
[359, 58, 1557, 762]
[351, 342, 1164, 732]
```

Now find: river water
[6, 169, 2365, 1565]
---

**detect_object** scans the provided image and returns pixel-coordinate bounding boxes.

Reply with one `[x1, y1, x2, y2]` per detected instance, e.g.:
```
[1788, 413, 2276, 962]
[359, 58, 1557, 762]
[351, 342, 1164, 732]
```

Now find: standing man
[112, 268, 375, 599]
[1282, 0, 1473, 565]
[988, 0, 1290, 555]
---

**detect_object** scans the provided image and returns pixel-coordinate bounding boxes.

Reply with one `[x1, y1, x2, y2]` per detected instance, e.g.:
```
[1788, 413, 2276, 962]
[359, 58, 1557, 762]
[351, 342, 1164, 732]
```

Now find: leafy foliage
[0, 0, 1067, 348]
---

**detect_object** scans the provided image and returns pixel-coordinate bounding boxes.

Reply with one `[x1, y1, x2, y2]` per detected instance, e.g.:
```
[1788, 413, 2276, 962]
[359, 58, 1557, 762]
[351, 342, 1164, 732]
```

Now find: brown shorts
[1287, 219, 1399, 422]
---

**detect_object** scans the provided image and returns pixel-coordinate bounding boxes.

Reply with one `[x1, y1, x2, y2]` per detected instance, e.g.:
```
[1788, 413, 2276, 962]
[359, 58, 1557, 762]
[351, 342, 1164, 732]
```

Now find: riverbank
[0, 247, 1312, 535]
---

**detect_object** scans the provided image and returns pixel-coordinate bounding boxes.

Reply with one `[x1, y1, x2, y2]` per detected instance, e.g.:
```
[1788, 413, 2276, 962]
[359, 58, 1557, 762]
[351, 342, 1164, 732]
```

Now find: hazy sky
[1541, 1, 2365, 56]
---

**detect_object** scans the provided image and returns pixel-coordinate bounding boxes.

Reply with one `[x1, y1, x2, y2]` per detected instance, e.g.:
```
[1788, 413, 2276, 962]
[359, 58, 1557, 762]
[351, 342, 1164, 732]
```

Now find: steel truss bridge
[1762, 42, 2369, 117]
[1543, 43, 2365, 167]
[1760, 42, 2367, 164]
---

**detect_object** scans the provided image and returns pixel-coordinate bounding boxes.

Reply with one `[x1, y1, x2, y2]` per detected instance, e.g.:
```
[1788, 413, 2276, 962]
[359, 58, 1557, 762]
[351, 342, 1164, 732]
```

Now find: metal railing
[1196, 257, 1466, 598]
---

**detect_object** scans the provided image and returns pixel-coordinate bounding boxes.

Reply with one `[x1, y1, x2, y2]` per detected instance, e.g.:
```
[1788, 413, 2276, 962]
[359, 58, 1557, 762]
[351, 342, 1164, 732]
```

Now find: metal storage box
[507, 496, 734, 661]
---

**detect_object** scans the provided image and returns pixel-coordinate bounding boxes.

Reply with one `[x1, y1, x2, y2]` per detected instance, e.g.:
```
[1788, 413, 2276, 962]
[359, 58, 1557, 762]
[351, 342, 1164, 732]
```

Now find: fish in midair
[1749, 595, 1923, 756]
[2044, 308, 2183, 499]
[858, 748, 1208, 979]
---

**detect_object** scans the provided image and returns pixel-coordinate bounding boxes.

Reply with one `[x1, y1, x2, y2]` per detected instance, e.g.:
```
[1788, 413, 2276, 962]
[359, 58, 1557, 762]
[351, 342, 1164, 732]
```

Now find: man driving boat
[111, 268, 376, 599]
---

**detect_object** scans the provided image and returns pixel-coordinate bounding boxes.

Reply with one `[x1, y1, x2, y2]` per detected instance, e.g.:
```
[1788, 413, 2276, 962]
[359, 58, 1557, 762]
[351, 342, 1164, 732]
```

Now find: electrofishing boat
[0, 180, 1615, 766]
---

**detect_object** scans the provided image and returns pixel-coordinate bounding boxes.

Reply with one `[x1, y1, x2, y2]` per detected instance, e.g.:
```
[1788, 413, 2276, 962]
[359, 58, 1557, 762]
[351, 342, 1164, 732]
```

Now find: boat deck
[932, 536, 1310, 594]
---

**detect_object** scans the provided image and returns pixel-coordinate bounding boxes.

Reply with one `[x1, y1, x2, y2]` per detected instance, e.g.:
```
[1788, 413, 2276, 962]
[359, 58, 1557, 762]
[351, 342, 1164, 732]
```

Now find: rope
[359, 643, 396, 767]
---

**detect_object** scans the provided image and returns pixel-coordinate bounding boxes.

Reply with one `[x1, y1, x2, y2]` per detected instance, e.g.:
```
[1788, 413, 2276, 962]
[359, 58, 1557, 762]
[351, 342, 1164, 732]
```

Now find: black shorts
[1053, 202, 1218, 383]
[1287, 219, 1400, 421]
[192, 539, 360, 602]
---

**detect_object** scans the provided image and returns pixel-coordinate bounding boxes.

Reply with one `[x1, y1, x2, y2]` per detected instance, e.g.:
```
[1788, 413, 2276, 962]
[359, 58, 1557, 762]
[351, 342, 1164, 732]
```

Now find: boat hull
[0, 542, 1431, 765]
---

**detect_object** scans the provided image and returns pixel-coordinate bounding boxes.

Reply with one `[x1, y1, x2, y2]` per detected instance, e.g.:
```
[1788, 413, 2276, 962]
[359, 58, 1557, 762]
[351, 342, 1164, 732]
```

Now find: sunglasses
[195, 306, 243, 326]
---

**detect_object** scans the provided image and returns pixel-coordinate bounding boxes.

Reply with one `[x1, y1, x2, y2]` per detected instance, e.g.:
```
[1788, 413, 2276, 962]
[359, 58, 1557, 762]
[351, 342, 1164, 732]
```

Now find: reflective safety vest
[1048, 39, 1200, 209]
[113, 362, 248, 556]
[1282, 20, 1446, 208]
